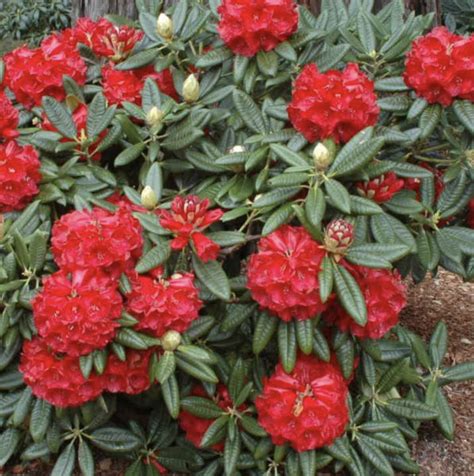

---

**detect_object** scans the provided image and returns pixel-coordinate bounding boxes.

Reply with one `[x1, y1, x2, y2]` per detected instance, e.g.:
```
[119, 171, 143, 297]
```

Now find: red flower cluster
[41, 103, 105, 161]
[51, 206, 143, 275]
[102, 64, 178, 106]
[247, 226, 327, 321]
[179, 384, 237, 451]
[217, 0, 298, 57]
[32, 269, 122, 357]
[404, 27, 474, 106]
[325, 264, 406, 339]
[3, 33, 86, 109]
[0, 141, 41, 213]
[70, 17, 143, 62]
[288, 63, 380, 144]
[356, 172, 405, 203]
[0, 92, 19, 141]
[101, 349, 154, 395]
[255, 354, 349, 452]
[160, 195, 224, 262]
[20, 338, 104, 408]
[126, 269, 203, 337]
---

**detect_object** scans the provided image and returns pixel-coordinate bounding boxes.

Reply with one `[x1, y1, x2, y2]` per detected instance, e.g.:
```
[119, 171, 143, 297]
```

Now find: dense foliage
[0, 0, 473, 475]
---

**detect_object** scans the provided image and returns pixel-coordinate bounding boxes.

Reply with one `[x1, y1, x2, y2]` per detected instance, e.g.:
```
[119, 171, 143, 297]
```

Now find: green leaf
[220, 303, 257, 332]
[325, 179, 351, 214]
[385, 399, 438, 421]
[356, 437, 394, 476]
[51, 443, 75, 476]
[175, 355, 218, 383]
[192, 256, 231, 300]
[325, 436, 352, 464]
[419, 104, 441, 139]
[435, 388, 454, 440]
[201, 416, 228, 448]
[357, 12, 376, 53]
[299, 450, 317, 476]
[333, 264, 367, 325]
[12, 387, 33, 427]
[452, 100, 474, 134]
[155, 351, 176, 384]
[275, 42, 297, 62]
[114, 143, 145, 167]
[87, 93, 115, 138]
[442, 362, 474, 383]
[262, 203, 295, 235]
[316, 44, 351, 72]
[228, 358, 245, 403]
[224, 430, 241, 476]
[407, 97, 428, 120]
[313, 327, 330, 362]
[233, 89, 266, 134]
[375, 77, 409, 92]
[78, 440, 94, 476]
[195, 47, 232, 68]
[336, 338, 355, 380]
[332, 137, 384, 177]
[30, 399, 52, 442]
[115, 48, 159, 70]
[90, 427, 141, 453]
[370, 213, 416, 252]
[162, 128, 204, 151]
[253, 312, 278, 354]
[278, 321, 297, 373]
[161, 374, 180, 418]
[0, 428, 21, 467]
[377, 359, 408, 394]
[295, 319, 314, 355]
[269, 144, 310, 168]
[253, 187, 300, 208]
[256, 51, 278, 77]
[135, 242, 171, 274]
[319, 255, 334, 303]
[115, 329, 149, 350]
[145, 162, 163, 201]
[306, 187, 326, 227]
[42, 96, 77, 139]
[180, 396, 223, 419]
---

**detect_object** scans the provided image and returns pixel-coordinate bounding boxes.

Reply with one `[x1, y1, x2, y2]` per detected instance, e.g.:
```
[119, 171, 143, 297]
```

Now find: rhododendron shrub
[0, 0, 473, 474]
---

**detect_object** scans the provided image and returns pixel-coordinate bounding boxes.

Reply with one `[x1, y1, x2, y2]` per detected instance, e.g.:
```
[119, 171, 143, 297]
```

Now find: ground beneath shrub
[4, 270, 473, 476]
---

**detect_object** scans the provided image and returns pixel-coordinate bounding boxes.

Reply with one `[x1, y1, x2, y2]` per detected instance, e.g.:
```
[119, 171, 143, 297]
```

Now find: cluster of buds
[323, 219, 354, 256]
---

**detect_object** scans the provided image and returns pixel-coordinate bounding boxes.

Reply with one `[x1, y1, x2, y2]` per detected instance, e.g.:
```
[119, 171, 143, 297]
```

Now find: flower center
[293, 383, 313, 417]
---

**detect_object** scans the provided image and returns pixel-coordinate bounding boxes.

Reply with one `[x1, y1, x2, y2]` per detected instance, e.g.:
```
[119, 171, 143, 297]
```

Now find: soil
[4, 270, 473, 476]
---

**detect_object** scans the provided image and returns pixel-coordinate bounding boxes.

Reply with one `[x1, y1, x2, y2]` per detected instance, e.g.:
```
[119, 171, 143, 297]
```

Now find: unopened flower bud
[146, 106, 164, 127]
[161, 330, 181, 351]
[156, 13, 173, 40]
[229, 145, 246, 154]
[313, 142, 332, 171]
[183, 74, 200, 103]
[324, 219, 354, 255]
[141, 186, 158, 210]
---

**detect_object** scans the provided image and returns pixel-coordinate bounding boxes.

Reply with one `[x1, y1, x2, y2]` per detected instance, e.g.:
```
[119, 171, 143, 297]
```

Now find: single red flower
[324, 263, 406, 339]
[255, 354, 349, 452]
[159, 195, 223, 262]
[102, 64, 178, 106]
[247, 225, 328, 321]
[126, 270, 203, 337]
[0, 92, 19, 141]
[71, 17, 143, 62]
[101, 348, 154, 395]
[32, 269, 123, 357]
[0, 141, 41, 213]
[20, 338, 104, 407]
[3, 33, 86, 109]
[41, 103, 106, 161]
[356, 172, 405, 203]
[404, 27, 474, 106]
[217, 0, 299, 57]
[179, 384, 242, 451]
[51, 206, 143, 274]
[288, 63, 379, 144]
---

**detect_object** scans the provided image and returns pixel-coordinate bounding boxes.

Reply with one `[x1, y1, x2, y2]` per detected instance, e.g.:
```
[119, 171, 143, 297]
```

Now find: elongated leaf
[51, 443, 75, 476]
[136, 242, 171, 273]
[278, 321, 297, 373]
[385, 399, 438, 421]
[233, 89, 266, 134]
[333, 264, 367, 325]
[90, 427, 141, 453]
[42, 97, 77, 139]
[253, 312, 278, 354]
[192, 256, 230, 300]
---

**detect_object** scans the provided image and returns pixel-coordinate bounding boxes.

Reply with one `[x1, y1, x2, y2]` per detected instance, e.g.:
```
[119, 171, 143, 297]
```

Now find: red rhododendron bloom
[179, 384, 239, 451]
[32, 269, 123, 357]
[126, 269, 203, 337]
[159, 195, 224, 262]
[404, 27, 474, 106]
[217, 0, 298, 57]
[71, 17, 143, 62]
[0, 141, 41, 213]
[325, 264, 406, 339]
[102, 349, 154, 395]
[356, 172, 405, 203]
[41, 103, 106, 161]
[102, 64, 178, 106]
[247, 226, 328, 321]
[288, 63, 380, 144]
[0, 92, 19, 141]
[3, 33, 86, 108]
[20, 338, 104, 407]
[51, 206, 143, 274]
[107, 191, 146, 213]
[255, 354, 349, 452]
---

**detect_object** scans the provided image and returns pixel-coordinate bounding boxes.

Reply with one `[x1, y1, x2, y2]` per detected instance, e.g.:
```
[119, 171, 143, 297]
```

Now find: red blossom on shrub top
[287, 63, 380, 144]
[159, 195, 224, 262]
[217, 0, 299, 57]
[126, 269, 203, 337]
[247, 225, 328, 321]
[179, 384, 241, 451]
[102, 64, 178, 106]
[0, 141, 41, 213]
[32, 269, 123, 357]
[404, 27, 474, 106]
[20, 338, 104, 407]
[41, 103, 106, 161]
[101, 348, 154, 395]
[325, 263, 407, 339]
[3, 34, 86, 109]
[356, 172, 405, 203]
[0, 92, 19, 141]
[51, 206, 143, 274]
[255, 354, 349, 452]
[70, 17, 143, 62]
